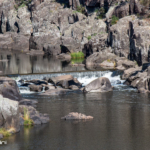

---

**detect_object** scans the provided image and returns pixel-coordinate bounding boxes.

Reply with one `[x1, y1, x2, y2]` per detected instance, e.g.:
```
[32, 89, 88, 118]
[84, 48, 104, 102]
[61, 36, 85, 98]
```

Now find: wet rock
[0, 134, 3, 139]
[122, 67, 142, 80]
[27, 79, 48, 85]
[19, 99, 38, 107]
[29, 84, 43, 92]
[116, 80, 121, 84]
[0, 77, 22, 101]
[50, 75, 74, 85]
[0, 95, 20, 132]
[42, 88, 71, 95]
[56, 79, 82, 89]
[84, 77, 112, 93]
[56, 53, 71, 61]
[69, 85, 79, 90]
[61, 112, 93, 120]
[19, 105, 50, 125]
[44, 85, 55, 91]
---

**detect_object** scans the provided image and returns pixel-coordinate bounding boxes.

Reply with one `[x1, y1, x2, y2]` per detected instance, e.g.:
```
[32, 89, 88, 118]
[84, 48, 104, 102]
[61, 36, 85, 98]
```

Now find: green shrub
[71, 58, 84, 64]
[76, 5, 85, 14]
[71, 52, 84, 59]
[111, 15, 119, 25]
[23, 108, 34, 126]
[87, 35, 91, 40]
[95, 7, 105, 19]
[0, 128, 11, 137]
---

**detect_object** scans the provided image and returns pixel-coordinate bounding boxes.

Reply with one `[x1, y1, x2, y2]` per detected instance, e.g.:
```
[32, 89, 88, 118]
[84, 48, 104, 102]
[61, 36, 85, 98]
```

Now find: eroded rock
[61, 112, 93, 120]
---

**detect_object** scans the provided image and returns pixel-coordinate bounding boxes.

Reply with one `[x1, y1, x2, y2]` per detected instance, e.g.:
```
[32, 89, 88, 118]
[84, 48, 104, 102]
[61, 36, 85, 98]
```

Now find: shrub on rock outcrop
[23, 108, 34, 126]
[111, 15, 119, 25]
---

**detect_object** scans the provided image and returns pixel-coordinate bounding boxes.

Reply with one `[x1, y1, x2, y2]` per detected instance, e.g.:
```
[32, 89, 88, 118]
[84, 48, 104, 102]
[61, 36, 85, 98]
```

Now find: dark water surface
[0, 52, 87, 75]
[1, 87, 150, 150]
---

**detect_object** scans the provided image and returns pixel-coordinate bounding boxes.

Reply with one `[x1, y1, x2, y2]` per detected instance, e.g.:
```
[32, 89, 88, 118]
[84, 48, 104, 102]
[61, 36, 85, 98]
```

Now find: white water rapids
[11, 70, 128, 94]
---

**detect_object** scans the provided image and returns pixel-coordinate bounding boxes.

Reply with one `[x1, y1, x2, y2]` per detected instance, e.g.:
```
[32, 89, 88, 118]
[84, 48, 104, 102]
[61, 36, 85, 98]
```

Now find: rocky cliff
[0, 0, 150, 63]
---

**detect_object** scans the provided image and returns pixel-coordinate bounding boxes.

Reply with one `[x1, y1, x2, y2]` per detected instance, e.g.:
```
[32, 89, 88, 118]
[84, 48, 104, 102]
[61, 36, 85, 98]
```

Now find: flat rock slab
[50, 75, 74, 85]
[61, 112, 93, 120]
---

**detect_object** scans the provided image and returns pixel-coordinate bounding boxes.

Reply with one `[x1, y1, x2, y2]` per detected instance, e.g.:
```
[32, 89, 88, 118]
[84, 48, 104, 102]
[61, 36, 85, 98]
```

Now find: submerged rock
[29, 84, 43, 92]
[61, 112, 93, 120]
[84, 77, 112, 93]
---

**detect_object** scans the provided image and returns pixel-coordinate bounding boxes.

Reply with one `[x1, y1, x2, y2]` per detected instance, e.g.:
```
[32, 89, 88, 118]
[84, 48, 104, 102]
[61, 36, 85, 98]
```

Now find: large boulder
[84, 77, 112, 92]
[50, 75, 74, 85]
[0, 95, 20, 132]
[86, 51, 117, 66]
[108, 15, 150, 65]
[0, 32, 29, 51]
[0, 77, 22, 101]
[29, 84, 43, 92]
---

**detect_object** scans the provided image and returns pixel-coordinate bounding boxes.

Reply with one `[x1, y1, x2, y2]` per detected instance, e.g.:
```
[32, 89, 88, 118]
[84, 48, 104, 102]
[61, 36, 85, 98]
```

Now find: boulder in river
[0, 95, 20, 132]
[61, 112, 93, 120]
[84, 77, 112, 93]
[0, 77, 22, 101]
[29, 84, 43, 92]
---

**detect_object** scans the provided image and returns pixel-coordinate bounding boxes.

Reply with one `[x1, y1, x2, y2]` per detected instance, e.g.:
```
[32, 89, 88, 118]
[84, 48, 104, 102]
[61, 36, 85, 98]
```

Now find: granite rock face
[0, 95, 20, 132]
[108, 15, 150, 64]
[84, 77, 112, 92]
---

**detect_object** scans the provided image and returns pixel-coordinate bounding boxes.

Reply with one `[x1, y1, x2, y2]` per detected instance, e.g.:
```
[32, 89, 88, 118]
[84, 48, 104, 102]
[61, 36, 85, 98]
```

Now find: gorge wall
[0, 0, 150, 64]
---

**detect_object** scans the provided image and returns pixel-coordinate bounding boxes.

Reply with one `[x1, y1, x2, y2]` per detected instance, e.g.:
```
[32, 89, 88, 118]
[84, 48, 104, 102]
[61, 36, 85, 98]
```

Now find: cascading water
[13, 70, 125, 94]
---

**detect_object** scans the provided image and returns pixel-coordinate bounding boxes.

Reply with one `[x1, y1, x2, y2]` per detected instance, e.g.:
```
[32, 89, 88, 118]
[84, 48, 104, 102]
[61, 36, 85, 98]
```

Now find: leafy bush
[87, 35, 91, 40]
[23, 108, 34, 126]
[0, 128, 11, 137]
[76, 5, 85, 14]
[71, 52, 84, 59]
[71, 58, 84, 64]
[95, 7, 105, 19]
[111, 15, 119, 25]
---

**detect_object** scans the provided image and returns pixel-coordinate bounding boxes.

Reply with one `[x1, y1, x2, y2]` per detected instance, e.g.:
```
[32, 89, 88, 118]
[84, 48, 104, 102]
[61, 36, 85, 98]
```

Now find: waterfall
[12, 70, 124, 94]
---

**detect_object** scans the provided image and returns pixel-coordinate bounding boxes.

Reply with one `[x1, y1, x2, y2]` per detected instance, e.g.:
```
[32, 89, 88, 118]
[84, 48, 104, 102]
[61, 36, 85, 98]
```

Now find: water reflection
[2, 91, 150, 150]
[0, 52, 86, 75]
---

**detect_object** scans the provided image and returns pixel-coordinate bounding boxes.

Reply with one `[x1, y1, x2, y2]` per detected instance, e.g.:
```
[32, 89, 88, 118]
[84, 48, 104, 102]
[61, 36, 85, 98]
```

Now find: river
[1, 53, 150, 150]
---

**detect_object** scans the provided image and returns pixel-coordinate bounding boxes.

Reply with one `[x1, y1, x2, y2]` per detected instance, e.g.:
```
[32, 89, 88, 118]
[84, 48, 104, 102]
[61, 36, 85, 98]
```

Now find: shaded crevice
[14, 22, 20, 33]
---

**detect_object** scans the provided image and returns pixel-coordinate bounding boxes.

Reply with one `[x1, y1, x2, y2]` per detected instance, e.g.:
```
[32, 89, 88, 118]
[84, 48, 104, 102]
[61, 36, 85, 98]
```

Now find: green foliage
[92, 33, 97, 36]
[71, 52, 84, 59]
[71, 58, 84, 64]
[76, 5, 85, 14]
[23, 108, 34, 126]
[0, 128, 11, 137]
[95, 7, 105, 19]
[107, 59, 111, 62]
[111, 15, 119, 25]
[14, 0, 32, 10]
[87, 35, 91, 40]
